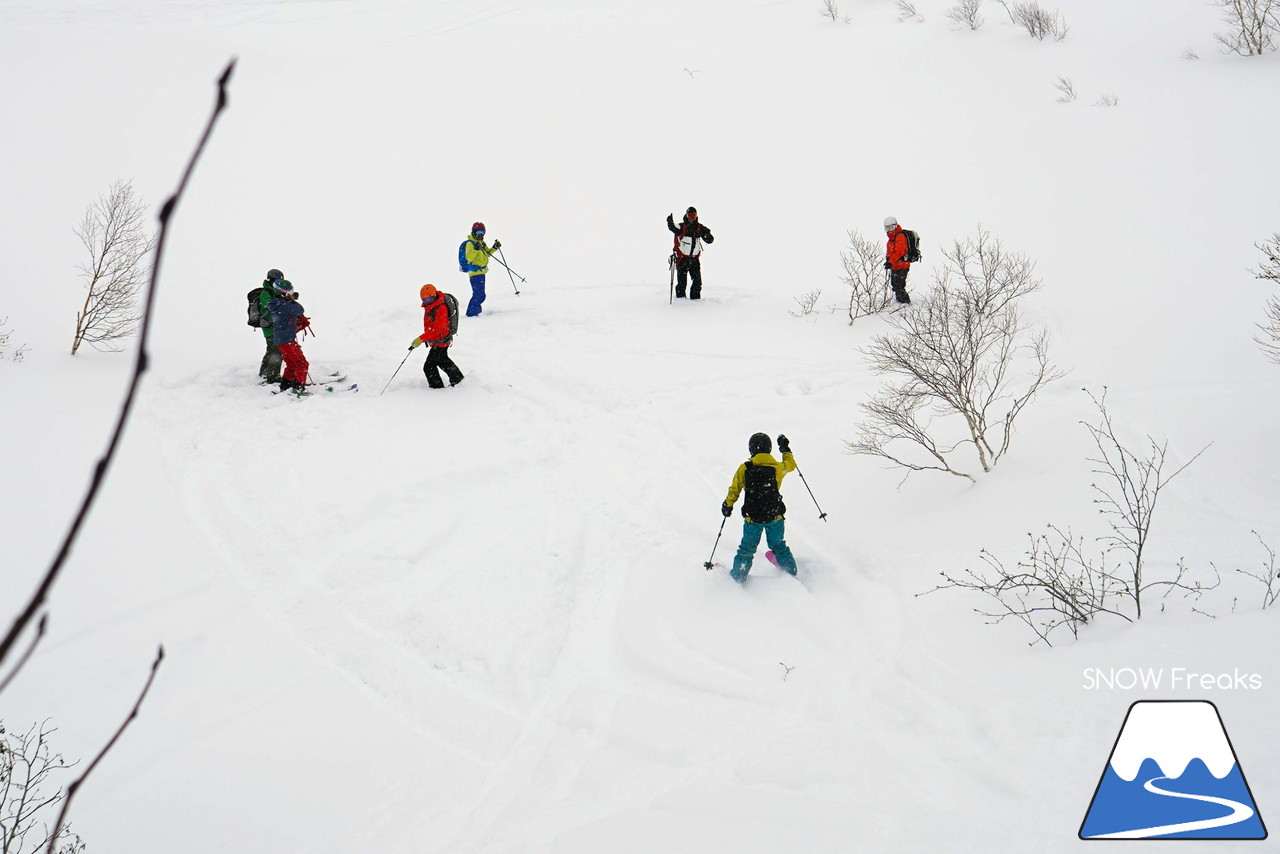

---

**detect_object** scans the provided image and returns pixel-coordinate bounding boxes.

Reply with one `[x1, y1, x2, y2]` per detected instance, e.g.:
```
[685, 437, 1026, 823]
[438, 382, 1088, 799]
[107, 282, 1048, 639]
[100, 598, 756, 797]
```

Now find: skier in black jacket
[667, 206, 714, 299]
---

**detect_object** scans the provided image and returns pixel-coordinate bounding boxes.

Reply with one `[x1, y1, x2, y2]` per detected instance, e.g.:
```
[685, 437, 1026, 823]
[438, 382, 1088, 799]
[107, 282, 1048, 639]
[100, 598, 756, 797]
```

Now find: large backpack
[247, 287, 271, 328]
[742, 461, 786, 522]
[443, 292, 460, 337]
[902, 229, 922, 263]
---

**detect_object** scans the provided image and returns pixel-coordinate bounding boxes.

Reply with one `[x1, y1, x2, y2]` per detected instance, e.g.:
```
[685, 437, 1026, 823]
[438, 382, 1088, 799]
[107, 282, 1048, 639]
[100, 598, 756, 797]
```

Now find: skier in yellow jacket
[721, 432, 799, 582]
[458, 221, 500, 317]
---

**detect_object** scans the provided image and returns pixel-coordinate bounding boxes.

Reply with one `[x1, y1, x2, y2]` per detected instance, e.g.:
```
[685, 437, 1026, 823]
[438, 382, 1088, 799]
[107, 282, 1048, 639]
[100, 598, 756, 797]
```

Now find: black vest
[742, 461, 785, 522]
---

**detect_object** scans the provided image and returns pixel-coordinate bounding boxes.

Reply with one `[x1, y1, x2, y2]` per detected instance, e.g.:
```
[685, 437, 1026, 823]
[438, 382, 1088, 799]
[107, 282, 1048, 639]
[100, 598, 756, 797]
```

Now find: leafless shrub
[845, 228, 1063, 480]
[1252, 234, 1280, 362]
[1235, 531, 1280, 609]
[946, 0, 985, 29]
[71, 180, 155, 355]
[0, 722, 85, 854]
[839, 229, 894, 323]
[789, 288, 823, 318]
[1213, 0, 1280, 54]
[0, 319, 26, 364]
[1182, 47, 1201, 59]
[819, 0, 842, 21]
[923, 389, 1218, 646]
[1094, 92, 1119, 106]
[1083, 388, 1214, 620]
[1054, 76, 1077, 101]
[995, 0, 1068, 40]
[897, 0, 923, 22]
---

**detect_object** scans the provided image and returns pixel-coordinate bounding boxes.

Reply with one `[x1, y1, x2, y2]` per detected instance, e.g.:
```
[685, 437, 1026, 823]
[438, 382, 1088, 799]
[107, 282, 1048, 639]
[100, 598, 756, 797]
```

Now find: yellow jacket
[459, 236, 492, 276]
[724, 451, 796, 522]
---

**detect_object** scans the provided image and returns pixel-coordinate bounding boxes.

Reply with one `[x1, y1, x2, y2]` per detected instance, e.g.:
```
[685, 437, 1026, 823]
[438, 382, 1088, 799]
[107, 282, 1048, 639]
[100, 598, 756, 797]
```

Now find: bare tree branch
[1235, 530, 1280, 609]
[0, 617, 45, 698]
[0, 60, 234, 676]
[45, 648, 163, 854]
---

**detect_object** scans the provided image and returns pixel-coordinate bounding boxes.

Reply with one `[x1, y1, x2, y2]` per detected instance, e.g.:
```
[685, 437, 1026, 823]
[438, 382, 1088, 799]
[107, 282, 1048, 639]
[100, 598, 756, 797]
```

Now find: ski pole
[703, 515, 728, 570]
[495, 247, 521, 296]
[668, 254, 675, 305]
[793, 462, 828, 521]
[380, 350, 413, 396]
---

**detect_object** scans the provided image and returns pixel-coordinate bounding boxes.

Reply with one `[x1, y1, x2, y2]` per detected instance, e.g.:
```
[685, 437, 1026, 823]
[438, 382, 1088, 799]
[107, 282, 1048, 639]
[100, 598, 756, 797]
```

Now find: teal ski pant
[732, 518, 797, 582]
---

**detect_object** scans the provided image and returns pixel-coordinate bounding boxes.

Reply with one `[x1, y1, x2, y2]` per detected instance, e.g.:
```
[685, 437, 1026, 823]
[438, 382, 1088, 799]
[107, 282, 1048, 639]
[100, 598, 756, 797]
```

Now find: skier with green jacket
[255, 268, 284, 383]
[458, 221, 501, 317]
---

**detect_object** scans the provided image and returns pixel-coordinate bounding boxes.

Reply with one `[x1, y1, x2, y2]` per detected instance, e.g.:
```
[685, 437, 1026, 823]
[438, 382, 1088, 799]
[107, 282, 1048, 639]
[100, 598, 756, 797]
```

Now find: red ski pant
[278, 342, 309, 385]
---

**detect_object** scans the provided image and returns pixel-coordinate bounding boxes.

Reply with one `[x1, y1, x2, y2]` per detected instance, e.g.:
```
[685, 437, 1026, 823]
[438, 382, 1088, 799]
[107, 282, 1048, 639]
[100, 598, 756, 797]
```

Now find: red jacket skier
[409, 284, 464, 389]
[884, 216, 912, 305]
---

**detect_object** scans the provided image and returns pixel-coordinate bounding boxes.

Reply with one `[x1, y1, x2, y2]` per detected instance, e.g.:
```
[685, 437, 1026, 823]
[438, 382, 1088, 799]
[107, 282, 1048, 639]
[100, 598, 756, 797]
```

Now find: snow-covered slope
[2, 1, 1278, 851]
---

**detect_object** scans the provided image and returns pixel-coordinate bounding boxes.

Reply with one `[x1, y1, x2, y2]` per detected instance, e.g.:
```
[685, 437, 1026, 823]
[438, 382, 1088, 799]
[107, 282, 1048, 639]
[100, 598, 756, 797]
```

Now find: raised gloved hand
[409, 337, 423, 350]
[721, 502, 733, 518]
[491, 240, 501, 251]
[777, 434, 791, 453]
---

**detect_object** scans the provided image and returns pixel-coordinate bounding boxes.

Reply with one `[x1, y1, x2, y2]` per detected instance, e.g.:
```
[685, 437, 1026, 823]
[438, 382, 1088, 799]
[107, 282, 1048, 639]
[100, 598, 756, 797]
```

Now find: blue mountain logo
[1080, 700, 1267, 840]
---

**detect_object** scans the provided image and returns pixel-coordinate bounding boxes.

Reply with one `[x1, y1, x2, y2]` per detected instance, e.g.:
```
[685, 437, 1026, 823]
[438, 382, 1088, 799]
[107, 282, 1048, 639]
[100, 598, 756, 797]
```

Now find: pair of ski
[708, 551, 790, 572]
[271, 370, 358, 395]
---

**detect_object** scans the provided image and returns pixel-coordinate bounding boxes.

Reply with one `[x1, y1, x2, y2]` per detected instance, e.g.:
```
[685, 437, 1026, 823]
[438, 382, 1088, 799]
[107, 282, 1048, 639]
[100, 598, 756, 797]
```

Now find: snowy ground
[2, 0, 1279, 851]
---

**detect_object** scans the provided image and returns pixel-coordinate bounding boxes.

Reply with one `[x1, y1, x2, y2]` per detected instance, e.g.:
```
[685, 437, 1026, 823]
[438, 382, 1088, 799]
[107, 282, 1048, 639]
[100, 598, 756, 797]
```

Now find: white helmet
[884, 216, 898, 229]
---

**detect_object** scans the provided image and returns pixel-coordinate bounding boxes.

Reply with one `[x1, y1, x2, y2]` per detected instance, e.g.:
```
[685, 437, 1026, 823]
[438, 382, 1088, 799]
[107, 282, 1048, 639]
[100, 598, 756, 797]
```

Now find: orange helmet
[420, 284, 438, 301]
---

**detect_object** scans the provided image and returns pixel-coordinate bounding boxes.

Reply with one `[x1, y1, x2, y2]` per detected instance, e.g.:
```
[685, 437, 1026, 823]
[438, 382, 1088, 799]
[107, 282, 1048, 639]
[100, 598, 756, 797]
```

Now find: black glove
[667, 213, 675, 224]
[777, 435, 791, 453]
[492, 240, 501, 250]
[721, 503, 733, 518]
[883, 260, 891, 270]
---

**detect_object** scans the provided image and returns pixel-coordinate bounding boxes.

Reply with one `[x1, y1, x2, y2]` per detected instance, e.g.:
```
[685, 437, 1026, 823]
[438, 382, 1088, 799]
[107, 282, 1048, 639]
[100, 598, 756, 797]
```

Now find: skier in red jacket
[408, 284, 464, 389]
[884, 216, 912, 305]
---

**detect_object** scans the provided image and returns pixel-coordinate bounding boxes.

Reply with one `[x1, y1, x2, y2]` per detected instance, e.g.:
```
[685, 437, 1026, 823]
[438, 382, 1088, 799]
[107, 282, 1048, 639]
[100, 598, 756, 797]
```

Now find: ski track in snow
[142, 283, 993, 850]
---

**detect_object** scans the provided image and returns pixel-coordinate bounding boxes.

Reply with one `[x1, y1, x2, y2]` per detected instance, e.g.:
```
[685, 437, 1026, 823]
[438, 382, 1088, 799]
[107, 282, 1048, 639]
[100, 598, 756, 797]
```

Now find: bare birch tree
[71, 180, 155, 355]
[846, 228, 1063, 480]
[839, 229, 894, 323]
[1213, 0, 1280, 55]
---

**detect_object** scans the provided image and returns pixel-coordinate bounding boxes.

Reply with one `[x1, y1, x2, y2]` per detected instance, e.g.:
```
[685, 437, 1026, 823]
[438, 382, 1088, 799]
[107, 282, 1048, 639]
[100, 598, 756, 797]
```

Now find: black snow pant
[890, 268, 911, 304]
[259, 339, 282, 383]
[423, 346, 464, 388]
[676, 256, 703, 299]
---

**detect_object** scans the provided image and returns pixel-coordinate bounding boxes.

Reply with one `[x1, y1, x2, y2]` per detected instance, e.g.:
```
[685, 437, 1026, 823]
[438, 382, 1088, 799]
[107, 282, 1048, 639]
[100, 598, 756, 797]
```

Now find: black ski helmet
[748, 432, 772, 455]
[266, 268, 284, 282]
